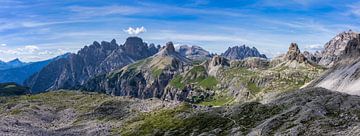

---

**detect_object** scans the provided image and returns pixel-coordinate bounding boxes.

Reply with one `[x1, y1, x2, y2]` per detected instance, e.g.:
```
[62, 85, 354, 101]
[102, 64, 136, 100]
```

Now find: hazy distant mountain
[221, 45, 267, 60]
[0, 58, 27, 70]
[176, 45, 212, 61]
[0, 53, 70, 84]
[25, 37, 160, 93]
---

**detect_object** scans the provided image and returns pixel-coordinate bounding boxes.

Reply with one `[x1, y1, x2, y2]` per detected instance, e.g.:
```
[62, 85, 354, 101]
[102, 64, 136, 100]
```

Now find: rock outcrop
[221, 45, 267, 60]
[284, 43, 307, 63]
[25, 37, 159, 93]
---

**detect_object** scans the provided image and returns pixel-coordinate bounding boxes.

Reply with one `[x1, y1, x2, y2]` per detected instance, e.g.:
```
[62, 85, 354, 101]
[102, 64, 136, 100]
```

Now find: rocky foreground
[1, 87, 360, 136]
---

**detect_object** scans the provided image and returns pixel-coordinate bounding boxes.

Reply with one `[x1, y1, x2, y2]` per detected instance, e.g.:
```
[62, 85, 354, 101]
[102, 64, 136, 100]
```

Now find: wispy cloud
[68, 5, 142, 18]
[348, 2, 360, 17]
[0, 44, 70, 62]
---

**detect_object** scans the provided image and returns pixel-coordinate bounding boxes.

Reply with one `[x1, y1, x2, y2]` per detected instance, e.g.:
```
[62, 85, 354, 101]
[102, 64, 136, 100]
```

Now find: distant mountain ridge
[25, 37, 160, 93]
[0, 58, 27, 70]
[0, 53, 70, 84]
[221, 45, 267, 60]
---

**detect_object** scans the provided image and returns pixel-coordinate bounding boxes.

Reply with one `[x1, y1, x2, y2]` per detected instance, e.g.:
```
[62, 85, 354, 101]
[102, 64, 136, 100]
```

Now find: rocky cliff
[25, 37, 159, 93]
[221, 45, 267, 60]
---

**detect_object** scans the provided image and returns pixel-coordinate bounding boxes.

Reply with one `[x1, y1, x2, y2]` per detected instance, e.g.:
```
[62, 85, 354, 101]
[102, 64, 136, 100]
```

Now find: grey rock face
[176, 45, 212, 61]
[318, 30, 359, 67]
[25, 37, 158, 93]
[221, 45, 267, 60]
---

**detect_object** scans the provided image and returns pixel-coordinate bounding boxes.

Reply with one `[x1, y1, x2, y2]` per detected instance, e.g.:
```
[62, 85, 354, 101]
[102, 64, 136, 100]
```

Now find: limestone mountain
[176, 45, 212, 61]
[221, 45, 267, 60]
[24, 37, 159, 93]
[309, 32, 360, 95]
[318, 30, 359, 67]
[82, 42, 191, 99]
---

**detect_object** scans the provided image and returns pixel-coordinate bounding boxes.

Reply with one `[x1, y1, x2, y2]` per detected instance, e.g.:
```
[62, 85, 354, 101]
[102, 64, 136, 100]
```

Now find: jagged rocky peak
[319, 30, 360, 67]
[221, 45, 267, 60]
[284, 43, 307, 63]
[78, 40, 118, 56]
[25, 37, 159, 93]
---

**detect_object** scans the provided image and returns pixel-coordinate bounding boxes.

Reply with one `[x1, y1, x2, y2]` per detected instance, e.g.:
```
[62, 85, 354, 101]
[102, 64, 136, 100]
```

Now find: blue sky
[0, 0, 359, 62]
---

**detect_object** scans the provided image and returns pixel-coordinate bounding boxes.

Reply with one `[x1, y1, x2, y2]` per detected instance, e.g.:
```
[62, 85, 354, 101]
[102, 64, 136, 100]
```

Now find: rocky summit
[221, 45, 267, 60]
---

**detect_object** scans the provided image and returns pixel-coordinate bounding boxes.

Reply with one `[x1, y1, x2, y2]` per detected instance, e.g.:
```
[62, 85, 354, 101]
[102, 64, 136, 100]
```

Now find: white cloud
[0, 43, 6, 46]
[124, 26, 146, 35]
[24, 45, 40, 53]
[0, 45, 70, 62]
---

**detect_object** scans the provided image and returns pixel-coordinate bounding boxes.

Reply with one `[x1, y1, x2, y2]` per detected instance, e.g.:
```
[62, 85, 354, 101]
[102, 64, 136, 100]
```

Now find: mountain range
[24, 37, 160, 93]
[1, 30, 360, 135]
